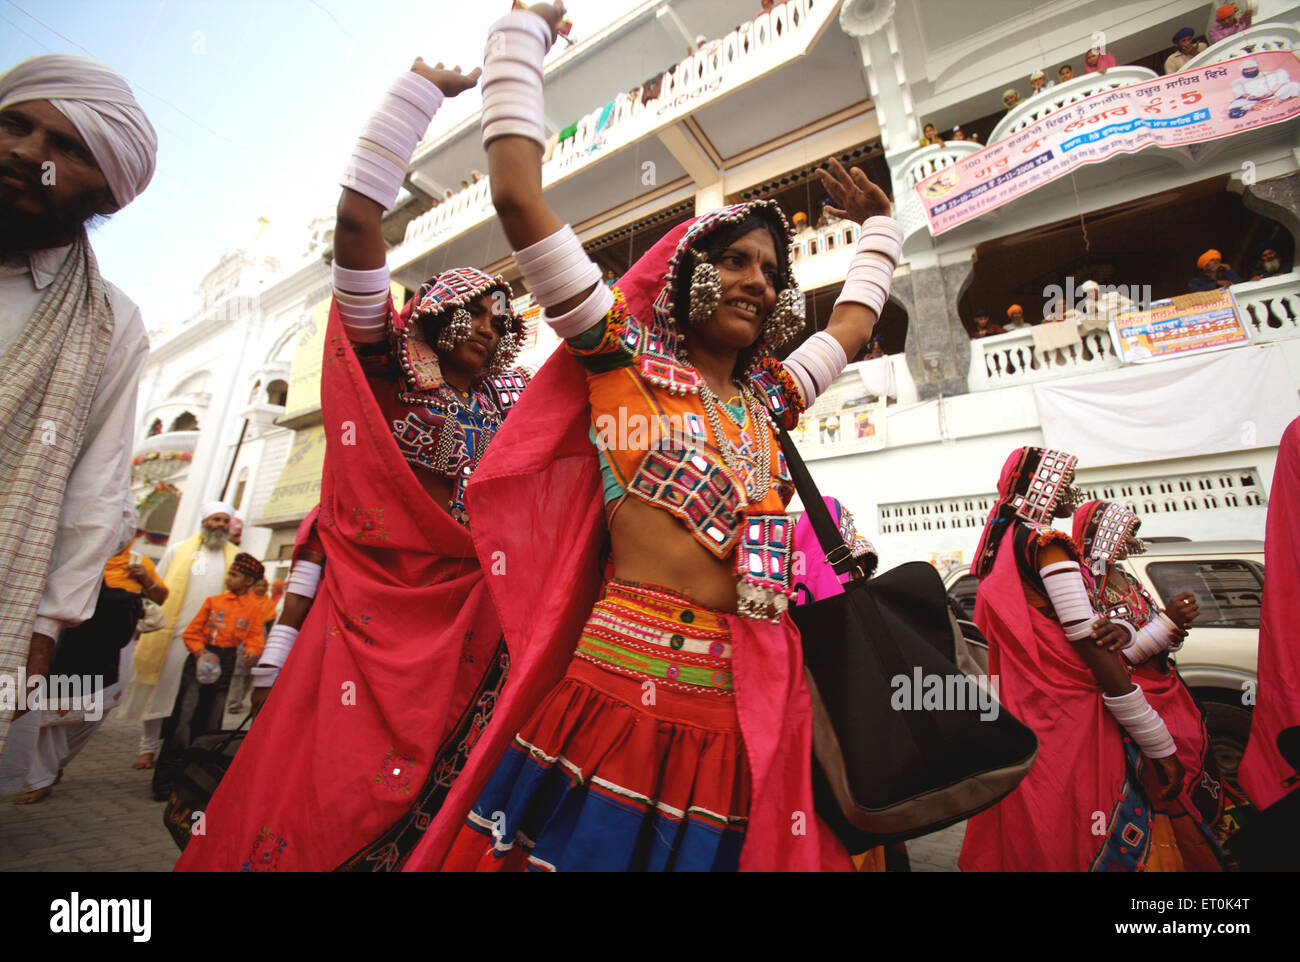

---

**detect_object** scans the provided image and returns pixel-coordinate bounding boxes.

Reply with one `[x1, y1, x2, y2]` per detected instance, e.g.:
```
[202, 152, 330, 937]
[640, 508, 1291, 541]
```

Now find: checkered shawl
[0, 235, 115, 752]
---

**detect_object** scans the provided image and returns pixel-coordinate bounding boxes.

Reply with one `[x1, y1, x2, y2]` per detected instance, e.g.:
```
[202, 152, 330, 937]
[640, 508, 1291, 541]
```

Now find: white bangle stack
[250, 624, 298, 688]
[340, 71, 445, 211]
[1103, 685, 1178, 759]
[481, 10, 553, 150]
[782, 332, 847, 407]
[512, 225, 609, 337]
[834, 216, 904, 318]
[1122, 613, 1180, 665]
[333, 263, 392, 344]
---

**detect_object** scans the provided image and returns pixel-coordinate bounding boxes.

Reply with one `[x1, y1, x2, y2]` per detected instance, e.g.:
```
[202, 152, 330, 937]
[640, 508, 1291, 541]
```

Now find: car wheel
[1202, 700, 1252, 787]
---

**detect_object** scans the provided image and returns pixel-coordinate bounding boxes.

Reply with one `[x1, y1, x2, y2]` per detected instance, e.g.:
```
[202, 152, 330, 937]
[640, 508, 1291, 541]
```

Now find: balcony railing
[890, 140, 983, 241]
[1182, 22, 1300, 71]
[392, 0, 826, 266]
[1232, 271, 1300, 342]
[790, 220, 862, 291]
[986, 66, 1159, 145]
[968, 325, 1122, 391]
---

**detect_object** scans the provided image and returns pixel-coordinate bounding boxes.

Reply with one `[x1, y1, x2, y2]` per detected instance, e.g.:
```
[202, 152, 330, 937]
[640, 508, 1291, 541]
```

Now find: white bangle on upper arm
[286, 561, 322, 600]
[333, 263, 391, 343]
[1039, 560, 1098, 642]
[835, 217, 904, 318]
[250, 624, 298, 686]
[512, 226, 607, 336]
[341, 71, 444, 211]
[481, 11, 553, 150]
[783, 332, 847, 407]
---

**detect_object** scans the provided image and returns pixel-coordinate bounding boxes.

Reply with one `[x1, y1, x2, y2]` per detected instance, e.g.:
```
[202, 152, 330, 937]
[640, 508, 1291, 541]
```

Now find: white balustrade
[395, 0, 822, 264]
[967, 325, 1121, 390]
[986, 66, 1159, 145]
[1182, 22, 1300, 70]
[1232, 272, 1300, 342]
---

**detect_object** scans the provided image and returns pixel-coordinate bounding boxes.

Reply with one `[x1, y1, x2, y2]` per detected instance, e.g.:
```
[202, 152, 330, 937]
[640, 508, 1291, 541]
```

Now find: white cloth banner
[1034, 344, 1299, 467]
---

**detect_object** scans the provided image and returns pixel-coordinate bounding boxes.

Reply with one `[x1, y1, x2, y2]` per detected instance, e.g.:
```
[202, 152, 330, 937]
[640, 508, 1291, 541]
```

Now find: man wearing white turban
[120, 502, 237, 773]
[0, 54, 157, 760]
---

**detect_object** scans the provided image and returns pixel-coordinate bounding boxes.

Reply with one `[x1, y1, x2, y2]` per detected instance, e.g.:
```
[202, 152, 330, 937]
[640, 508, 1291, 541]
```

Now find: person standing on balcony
[1057, 64, 1075, 83]
[401, 2, 903, 873]
[1078, 280, 1134, 332]
[918, 122, 944, 147]
[960, 448, 1187, 872]
[1188, 249, 1242, 292]
[1084, 47, 1118, 75]
[1002, 88, 1022, 111]
[1004, 304, 1028, 329]
[1249, 245, 1287, 280]
[0, 54, 156, 763]
[1164, 28, 1207, 74]
[1208, 4, 1252, 45]
[1073, 500, 1246, 868]
[176, 57, 530, 873]
[120, 503, 237, 770]
[1028, 70, 1052, 96]
[970, 309, 1006, 338]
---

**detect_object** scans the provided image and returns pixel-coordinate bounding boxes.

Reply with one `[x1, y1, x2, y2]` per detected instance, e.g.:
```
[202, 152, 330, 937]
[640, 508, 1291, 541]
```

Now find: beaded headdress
[973, 446, 1081, 577]
[650, 199, 802, 358]
[1073, 500, 1141, 580]
[390, 266, 521, 402]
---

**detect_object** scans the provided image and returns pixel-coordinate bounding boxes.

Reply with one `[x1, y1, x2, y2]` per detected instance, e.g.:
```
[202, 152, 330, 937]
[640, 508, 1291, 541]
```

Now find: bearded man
[120, 503, 237, 769]
[0, 54, 156, 760]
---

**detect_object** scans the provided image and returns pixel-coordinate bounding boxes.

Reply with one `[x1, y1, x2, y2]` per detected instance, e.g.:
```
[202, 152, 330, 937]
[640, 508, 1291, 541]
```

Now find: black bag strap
[212, 711, 253, 754]
[771, 419, 859, 576]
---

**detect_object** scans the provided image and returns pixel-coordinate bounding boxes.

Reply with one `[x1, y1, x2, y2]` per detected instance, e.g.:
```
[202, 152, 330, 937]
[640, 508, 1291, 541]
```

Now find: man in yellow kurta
[118, 502, 236, 768]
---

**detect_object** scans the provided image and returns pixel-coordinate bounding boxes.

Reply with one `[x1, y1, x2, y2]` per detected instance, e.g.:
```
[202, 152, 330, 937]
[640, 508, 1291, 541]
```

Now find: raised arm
[482, 4, 611, 332]
[333, 60, 480, 344]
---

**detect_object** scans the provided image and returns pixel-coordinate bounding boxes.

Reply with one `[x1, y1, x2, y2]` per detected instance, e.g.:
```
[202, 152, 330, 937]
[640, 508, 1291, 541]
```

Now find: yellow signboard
[258, 424, 327, 524]
[282, 297, 330, 419]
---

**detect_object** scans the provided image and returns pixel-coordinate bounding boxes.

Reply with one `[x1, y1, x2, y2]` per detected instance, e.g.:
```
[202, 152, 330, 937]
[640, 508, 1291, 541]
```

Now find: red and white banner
[916, 51, 1300, 235]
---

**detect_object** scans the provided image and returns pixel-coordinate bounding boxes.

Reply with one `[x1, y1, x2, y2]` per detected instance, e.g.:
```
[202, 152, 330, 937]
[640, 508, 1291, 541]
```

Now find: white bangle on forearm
[1039, 560, 1098, 642]
[333, 263, 392, 343]
[250, 624, 299, 686]
[286, 560, 322, 600]
[341, 71, 444, 210]
[834, 217, 904, 317]
[513, 226, 608, 336]
[482, 11, 553, 150]
[1122, 614, 1179, 665]
[782, 332, 847, 407]
[1103, 685, 1178, 758]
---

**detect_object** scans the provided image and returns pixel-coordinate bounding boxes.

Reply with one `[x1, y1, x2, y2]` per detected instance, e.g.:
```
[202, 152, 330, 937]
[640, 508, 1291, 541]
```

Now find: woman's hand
[1090, 617, 1130, 652]
[524, 1, 567, 42]
[1165, 593, 1199, 631]
[1148, 753, 1185, 802]
[410, 59, 481, 97]
[816, 157, 892, 223]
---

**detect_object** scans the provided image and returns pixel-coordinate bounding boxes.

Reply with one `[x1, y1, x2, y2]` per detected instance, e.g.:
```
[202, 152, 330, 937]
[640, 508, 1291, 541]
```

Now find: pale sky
[1, 0, 644, 330]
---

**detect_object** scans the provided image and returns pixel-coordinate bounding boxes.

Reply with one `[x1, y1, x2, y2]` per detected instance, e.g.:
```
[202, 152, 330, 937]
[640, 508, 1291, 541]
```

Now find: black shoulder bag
[776, 422, 1038, 848]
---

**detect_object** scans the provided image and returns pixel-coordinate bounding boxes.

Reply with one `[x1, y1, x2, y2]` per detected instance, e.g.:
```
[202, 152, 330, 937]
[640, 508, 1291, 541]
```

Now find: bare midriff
[608, 497, 740, 612]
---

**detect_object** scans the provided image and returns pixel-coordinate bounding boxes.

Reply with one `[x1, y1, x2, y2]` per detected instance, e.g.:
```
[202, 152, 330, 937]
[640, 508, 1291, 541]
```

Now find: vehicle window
[949, 575, 979, 620]
[1144, 560, 1264, 629]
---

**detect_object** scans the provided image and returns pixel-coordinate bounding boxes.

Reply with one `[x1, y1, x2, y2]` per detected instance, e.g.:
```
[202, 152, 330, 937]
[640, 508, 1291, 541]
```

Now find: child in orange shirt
[153, 553, 268, 799]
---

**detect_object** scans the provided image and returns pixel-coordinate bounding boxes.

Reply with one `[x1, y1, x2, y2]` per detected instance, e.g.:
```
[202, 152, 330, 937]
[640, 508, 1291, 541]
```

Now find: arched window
[266, 379, 289, 407]
[249, 380, 262, 403]
[232, 467, 250, 512]
[169, 411, 199, 432]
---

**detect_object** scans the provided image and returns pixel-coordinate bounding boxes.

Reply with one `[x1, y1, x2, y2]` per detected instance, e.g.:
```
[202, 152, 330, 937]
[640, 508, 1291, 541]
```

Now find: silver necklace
[699, 382, 771, 500]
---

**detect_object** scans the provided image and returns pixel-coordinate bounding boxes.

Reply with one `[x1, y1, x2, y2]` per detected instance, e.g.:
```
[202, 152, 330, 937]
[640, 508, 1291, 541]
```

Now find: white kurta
[0, 244, 150, 639]
[119, 541, 229, 721]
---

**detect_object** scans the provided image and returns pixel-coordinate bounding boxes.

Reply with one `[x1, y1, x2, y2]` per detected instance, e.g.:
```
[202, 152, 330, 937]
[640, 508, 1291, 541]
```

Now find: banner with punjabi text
[916, 51, 1300, 234]
[1109, 289, 1250, 364]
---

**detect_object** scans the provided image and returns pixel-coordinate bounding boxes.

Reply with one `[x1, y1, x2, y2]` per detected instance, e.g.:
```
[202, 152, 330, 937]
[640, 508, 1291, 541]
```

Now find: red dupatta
[1240, 416, 1300, 808]
[175, 300, 506, 872]
[401, 220, 848, 872]
[960, 451, 1131, 871]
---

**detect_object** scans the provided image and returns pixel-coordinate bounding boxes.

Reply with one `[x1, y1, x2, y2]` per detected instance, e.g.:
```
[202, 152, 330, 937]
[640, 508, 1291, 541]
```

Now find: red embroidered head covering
[390, 266, 521, 398]
[1071, 500, 1141, 581]
[973, 446, 1080, 577]
[620, 200, 800, 357]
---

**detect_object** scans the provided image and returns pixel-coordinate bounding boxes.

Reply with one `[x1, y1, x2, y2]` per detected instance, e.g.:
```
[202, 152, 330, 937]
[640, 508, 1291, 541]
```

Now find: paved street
[0, 709, 964, 872]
